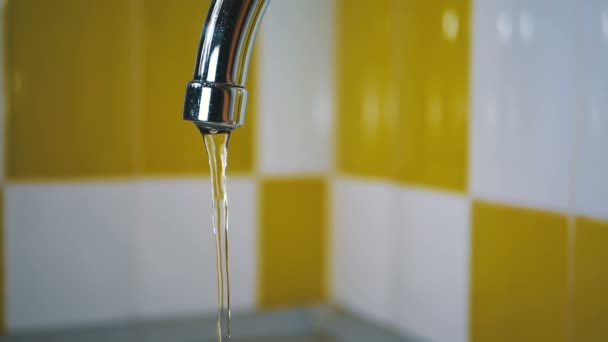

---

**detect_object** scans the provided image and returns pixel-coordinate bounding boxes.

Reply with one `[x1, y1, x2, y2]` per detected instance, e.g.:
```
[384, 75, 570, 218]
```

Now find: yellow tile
[5, 0, 256, 180]
[336, 0, 469, 189]
[336, 0, 397, 179]
[395, 0, 470, 191]
[142, 0, 256, 175]
[5, 0, 135, 180]
[470, 201, 568, 342]
[259, 177, 326, 309]
[573, 217, 608, 342]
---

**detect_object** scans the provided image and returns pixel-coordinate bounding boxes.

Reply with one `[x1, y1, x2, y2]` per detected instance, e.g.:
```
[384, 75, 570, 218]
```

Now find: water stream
[203, 131, 232, 342]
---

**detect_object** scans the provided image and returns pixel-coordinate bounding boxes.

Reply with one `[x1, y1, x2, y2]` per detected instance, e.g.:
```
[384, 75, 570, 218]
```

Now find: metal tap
[183, 0, 270, 133]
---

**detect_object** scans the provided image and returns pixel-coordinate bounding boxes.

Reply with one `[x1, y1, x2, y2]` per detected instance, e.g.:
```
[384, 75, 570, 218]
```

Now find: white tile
[4, 182, 137, 331]
[330, 177, 394, 324]
[471, 0, 577, 211]
[133, 177, 257, 318]
[392, 187, 470, 342]
[258, 0, 334, 174]
[574, 0, 608, 220]
[225, 178, 257, 312]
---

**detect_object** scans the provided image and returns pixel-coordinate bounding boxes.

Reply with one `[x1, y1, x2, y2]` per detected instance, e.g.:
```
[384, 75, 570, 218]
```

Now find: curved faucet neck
[183, 0, 270, 132]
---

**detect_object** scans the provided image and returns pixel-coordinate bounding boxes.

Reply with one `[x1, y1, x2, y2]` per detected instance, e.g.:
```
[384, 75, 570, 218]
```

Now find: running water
[203, 131, 231, 342]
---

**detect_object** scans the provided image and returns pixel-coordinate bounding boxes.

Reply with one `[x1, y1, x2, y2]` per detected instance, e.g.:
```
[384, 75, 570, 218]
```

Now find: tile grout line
[565, 3, 584, 341]
[1, 0, 6, 333]
[129, 0, 145, 176]
[128, 0, 145, 320]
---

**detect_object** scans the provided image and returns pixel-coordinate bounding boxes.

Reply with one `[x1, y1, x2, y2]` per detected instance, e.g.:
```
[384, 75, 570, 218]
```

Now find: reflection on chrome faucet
[183, 0, 270, 133]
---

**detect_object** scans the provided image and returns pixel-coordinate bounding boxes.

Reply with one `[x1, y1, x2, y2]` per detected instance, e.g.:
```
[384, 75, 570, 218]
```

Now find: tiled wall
[2, 0, 608, 341]
[333, 1, 470, 340]
[2, 0, 331, 332]
[331, 1, 608, 342]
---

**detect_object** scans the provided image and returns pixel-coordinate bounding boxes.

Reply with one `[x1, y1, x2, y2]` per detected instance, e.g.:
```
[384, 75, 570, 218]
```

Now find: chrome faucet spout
[183, 0, 270, 133]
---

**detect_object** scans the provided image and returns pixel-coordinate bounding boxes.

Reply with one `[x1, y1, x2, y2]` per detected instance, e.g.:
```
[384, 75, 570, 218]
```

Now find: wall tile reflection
[575, 0, 608, 220]
[574, 216, 608, 342]
[331, 178, 394, 323]
[395, 0, 469, 192]
[337, 0, 469, 192]
[471, 0, 577, 211]
[5, 0, 257, 179]
[336, 0, 396, 180]
[393, 188, 469, 342]
[258, 0, 333, 175]
[141, 0, 211, 175]
[6, 0, 135, 179]
[470, 201, 568, 342]
[259, 178, 327, 309]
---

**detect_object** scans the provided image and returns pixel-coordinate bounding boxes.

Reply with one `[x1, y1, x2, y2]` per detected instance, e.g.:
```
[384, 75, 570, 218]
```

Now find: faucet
[183, 0, 270, 133]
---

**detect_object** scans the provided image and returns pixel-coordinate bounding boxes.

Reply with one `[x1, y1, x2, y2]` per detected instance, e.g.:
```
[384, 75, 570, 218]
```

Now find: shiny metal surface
[183, 0, 270, 132]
